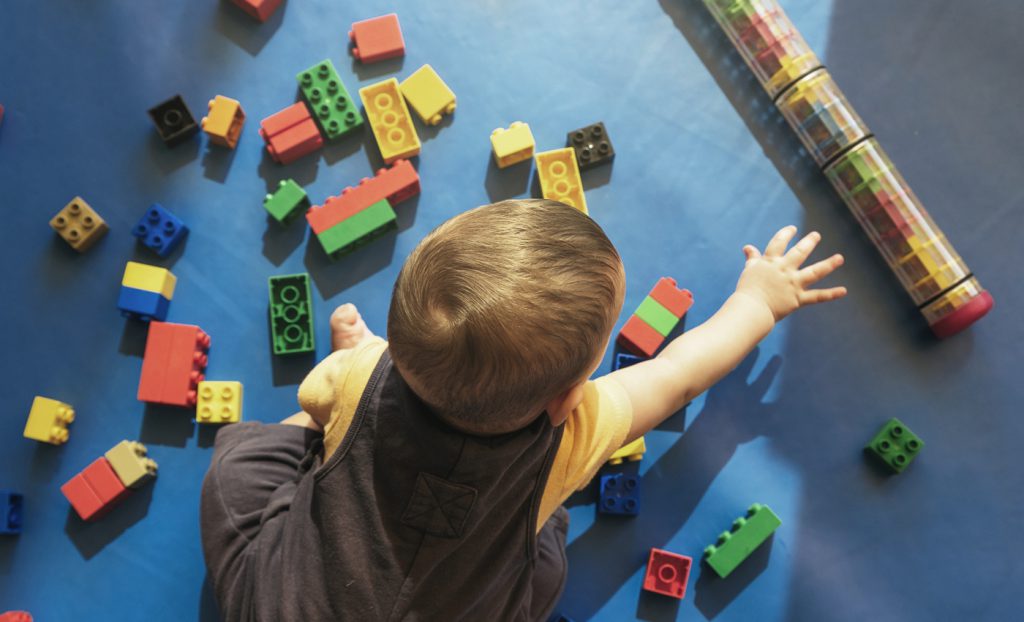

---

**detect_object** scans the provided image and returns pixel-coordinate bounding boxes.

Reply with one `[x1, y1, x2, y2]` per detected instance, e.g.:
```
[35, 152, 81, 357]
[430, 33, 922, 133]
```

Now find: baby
[200, 199, 845, 621]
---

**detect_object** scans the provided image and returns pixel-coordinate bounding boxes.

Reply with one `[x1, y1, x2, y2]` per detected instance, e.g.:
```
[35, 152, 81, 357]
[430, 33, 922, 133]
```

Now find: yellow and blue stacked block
[117, 261, 177, 322]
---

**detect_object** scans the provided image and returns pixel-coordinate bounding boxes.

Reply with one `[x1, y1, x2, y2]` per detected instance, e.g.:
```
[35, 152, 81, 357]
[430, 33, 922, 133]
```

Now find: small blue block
[613, 352, 644, 371]
[132, 203, 188, 257]
[118, 286, 170, 321]
[1, 490, 23, 535]
[598, 473, 639, 516]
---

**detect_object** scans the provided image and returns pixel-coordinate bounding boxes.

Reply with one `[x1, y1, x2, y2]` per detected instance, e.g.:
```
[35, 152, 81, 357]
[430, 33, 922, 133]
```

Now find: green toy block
[865, 417, 923, 473]
[268, 273, 315, 355]
[703, 503, 781, 578]
[316, 199, 397, 260]
[264, 179, 310, 225]
[296, 59, 363, 141]
[634, 296, 679, 337]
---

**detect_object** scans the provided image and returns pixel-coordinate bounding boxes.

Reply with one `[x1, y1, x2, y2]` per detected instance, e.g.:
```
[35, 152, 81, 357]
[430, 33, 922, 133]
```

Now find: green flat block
[263, 179, 310, 225]
[865, 417, 923, 473]
[634, 296, 679, 337]
[268, 273, 315, 355]
[703, 503, 781, 578]
[316, 199, 397, 259]
[297, 59, 363, 141]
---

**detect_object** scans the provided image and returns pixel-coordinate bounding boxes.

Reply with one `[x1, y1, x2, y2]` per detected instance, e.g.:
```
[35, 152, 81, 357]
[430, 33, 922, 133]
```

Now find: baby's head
[388, 199, 625, 435]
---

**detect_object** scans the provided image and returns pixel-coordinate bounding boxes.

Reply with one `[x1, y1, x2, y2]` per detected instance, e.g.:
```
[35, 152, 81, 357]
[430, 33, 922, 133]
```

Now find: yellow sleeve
[296, 336, 388, 458]
[536, 375, 634, 529]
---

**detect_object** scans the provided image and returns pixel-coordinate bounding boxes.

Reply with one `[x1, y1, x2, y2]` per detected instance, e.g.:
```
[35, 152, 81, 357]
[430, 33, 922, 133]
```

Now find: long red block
[649, 277, 694, 318]
[61, 458, 130, 521]
[617, 315, 665, 358]
[306, 159, 420, 234]
[643, 548, 692, 599]
[229, 0, 282, 22]
[139, 321, 210, 407]
[349, 14, 405, 63]
[259, 102, 323, 165]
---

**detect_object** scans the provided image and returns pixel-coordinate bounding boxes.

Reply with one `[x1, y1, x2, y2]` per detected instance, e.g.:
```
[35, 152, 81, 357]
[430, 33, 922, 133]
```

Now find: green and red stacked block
[617, 277, 693, 357]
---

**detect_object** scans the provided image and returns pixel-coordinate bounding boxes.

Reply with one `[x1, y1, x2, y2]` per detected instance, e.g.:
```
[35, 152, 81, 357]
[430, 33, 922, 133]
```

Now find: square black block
[567, 121, 615, 170]
[148, 95, 199, 147]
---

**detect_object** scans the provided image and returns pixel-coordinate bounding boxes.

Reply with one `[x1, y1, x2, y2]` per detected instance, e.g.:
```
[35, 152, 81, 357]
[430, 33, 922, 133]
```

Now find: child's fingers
[743, 244, 762, 264]
[799, 286, 848, 305]
[797, 253, 844, 285]
[784, 231, 821, 266]
[764, 225, 798, 257]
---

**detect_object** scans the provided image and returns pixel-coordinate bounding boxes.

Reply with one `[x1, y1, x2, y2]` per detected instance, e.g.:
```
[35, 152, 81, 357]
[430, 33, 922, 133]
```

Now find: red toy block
[228, 0, 282, 22]
[643, 548, 692, 599]
[649, 277, 694, 318]
[61, 474, 105, 521]
[138, 322, 210, 407]
[61, 458, 130, 521]
[349, 14, 405, 63]
[617, 315, 665, 358]
[0, 612, 33, 622]
[0, 104, 4, 127]
[306, 159, 420, 234]
[259, 102, 323, 165]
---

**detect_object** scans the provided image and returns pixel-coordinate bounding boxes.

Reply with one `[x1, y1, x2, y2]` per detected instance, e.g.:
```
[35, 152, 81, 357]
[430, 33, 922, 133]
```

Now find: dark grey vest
[274, 349, 565, 621]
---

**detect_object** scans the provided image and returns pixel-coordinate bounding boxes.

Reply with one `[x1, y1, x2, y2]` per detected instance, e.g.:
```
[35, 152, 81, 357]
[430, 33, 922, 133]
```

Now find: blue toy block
[117, 286, 170, 321]
[1, 490, 23, 535]
[132, 204, 188, 257]
[599, 473, 639, 516]
[613, 352, 644, 371]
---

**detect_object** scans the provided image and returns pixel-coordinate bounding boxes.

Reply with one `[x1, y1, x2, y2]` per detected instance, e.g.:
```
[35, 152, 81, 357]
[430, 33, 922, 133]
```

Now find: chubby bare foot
[331, 303, 374, 351]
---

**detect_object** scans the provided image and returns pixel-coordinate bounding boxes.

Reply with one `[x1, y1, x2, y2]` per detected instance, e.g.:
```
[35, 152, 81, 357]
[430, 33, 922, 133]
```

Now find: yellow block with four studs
[196, 381, 243, 424]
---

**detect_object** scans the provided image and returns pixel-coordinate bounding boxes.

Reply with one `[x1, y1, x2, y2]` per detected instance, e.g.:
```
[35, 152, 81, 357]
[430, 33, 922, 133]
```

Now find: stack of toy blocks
[703, 503, 782, 578]
[61, 441, 157, 522]
[228, 0, 282, 21]
[138, 321, 210, 407]
[643, 548, 692, 599]
[400, 64, 456, 126]
[259, 102, 323, 165]
[865, 417, 923, 473]
[491, 122, 534, 168]
[118, 261, 176, 322]
[264, 179, 310, 225]
[201, 95, 246, 149]
[618, 277, 694, 357]
[268, 274, 315, 355]
[196, 381, 243, 424]
[23, 396, 74, 445]
[0, 490, 22, 535]
[132, 204, 188, 257]
[306, 159, 420, 259]
[349, 14, 406, 63]
[535, 148, 588, 214]
[148, 95, 199, 147]
[598, 472, 639, 516]
[49, 196, 108, 252]
[567, 122, 615, 170]
[296, 60, 363, 141]
[360, 78, 421, 163]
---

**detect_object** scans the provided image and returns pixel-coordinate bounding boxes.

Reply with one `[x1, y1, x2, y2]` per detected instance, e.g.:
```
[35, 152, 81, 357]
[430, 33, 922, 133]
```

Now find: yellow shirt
[298, 337, 634, 531]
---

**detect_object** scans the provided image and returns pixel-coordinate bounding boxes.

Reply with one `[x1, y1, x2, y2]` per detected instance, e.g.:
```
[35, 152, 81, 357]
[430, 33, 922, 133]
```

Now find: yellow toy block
[535, 148, 588, 214]
[122, 261, 177, 299]
[201, 95, 246, 149]
[399, 64, 456, 126]
[359, 78, 421, 163]
[49, 196, 109, 252]
[607, 436, 646, 466]
[490, 122, 534, 168]
[104, 440, 158, 489]
[24, 396, 75, 445]
[196, 381, 243, 424]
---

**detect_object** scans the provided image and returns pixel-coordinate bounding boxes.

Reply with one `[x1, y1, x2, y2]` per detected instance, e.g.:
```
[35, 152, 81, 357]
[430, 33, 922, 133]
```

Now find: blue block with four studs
[599, 472, 640, 516]
[132, 203, 188, 257]
[1, 490, 23, 535]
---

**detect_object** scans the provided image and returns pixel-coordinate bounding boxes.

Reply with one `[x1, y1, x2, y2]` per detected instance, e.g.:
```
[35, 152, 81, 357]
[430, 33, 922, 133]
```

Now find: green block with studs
[865, 417, 923, 473]
[703, 503, 781, 578]
[296, 59, 363, 141]
[268, 273, 315, 355]
[316, 199, 397, 260]
[263, 179, 310, 225]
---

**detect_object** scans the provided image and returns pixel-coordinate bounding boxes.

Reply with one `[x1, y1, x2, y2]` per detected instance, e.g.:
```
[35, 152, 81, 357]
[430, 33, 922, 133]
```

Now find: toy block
[201, 95, 246, 149]
[263, 179, 310, 225]
[60, 474, 103, 521]
[598, 473, 639, 516]
[649, 277, 694, 317]
[400, 64, 456, 126]
[138, 321, 210, 407]
[0, 491, 23, 535]
[607, 436, 646, 466]
[305, 159, 420, 234]
[228, 0, 282, 22]
[269, 273, 315, 355]
[617, 315, 665, 358]
[122, 261, 176, 299]
[117, 286, 171, 322]
[490, 122, 535, 168]
[49, 196, 109, 252]
[0, 103, 4, 127]
[535, 148, 588, 214]
[703, 503, 782, 578]
[613, 352, 644, 371]
[132, 204, 188, 257]
[0, 612, 34, 622]
[316, 198, 397, 259]
[618, 279, 694, 356]
[148, 95, 199, 147]
[259, 102, 323, 165]
[104, 440, 158, 489]
[865, 417, 924, 473]
[23, 396, 74, 445]
[635, 296, 679, 337]
[62, 457, 130, 522]
[643, 548, 692, 599]
[567, 122, 615, 170]
[196, 381, 243, 424]
[360, 78, 421, 163]
[349, 14, 406, 63]
[296, 59, 363, 141]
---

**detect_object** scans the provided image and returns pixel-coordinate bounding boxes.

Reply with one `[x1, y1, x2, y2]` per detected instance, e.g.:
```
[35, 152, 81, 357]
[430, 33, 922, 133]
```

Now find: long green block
[296, 59, 363, 141]
[703, 503, 781, 578]
[263, 179, 310, 225]
[268, 273, 314, 355]
[634, 296, 679, 337]
[316, 199, 397, 259]
[864, 417, 923, 473]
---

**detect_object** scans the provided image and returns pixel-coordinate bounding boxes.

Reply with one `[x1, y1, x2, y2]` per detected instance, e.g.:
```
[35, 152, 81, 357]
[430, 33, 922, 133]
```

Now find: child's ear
[545, 381, 587, 427]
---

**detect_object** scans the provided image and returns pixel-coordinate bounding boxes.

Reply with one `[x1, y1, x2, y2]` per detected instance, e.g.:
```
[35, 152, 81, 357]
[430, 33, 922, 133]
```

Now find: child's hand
[736, 226, 847, 322]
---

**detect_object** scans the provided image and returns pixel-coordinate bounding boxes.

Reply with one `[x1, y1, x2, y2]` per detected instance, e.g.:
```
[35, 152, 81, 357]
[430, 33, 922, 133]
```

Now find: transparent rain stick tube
[702, 0, 992, 337]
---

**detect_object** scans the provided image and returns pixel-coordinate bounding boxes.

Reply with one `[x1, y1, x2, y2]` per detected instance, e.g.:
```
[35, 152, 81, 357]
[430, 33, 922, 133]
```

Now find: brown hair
[387, 199, 624, 434]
